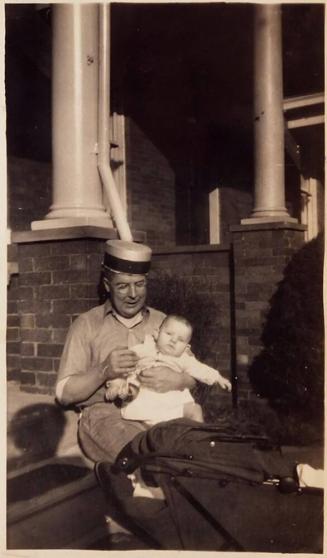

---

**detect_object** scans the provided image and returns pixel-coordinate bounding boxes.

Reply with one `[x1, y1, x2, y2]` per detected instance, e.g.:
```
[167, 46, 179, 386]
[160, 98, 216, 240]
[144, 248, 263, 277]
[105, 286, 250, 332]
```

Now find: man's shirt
[56, 300, 165, 407]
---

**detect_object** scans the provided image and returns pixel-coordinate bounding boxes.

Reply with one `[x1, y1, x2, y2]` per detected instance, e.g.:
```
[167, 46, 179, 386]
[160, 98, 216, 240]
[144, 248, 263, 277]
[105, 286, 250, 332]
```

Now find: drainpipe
[98, 3, 133, 241]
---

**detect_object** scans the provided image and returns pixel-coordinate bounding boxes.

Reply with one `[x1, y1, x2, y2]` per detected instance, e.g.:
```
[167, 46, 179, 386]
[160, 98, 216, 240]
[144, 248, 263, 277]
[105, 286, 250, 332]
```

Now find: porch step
[6, 382, 135, 549]
[7, 455, 141, 549]
[7, 464, 112, 549]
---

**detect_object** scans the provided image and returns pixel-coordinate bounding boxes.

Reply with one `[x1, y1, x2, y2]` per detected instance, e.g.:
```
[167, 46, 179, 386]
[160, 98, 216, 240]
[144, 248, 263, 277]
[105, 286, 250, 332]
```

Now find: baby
[106, 314, 231, 425]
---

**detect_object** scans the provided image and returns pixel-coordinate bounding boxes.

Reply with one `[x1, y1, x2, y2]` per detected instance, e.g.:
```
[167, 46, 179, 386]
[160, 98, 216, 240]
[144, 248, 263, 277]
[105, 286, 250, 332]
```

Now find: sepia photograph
[5, 1, 324, 553]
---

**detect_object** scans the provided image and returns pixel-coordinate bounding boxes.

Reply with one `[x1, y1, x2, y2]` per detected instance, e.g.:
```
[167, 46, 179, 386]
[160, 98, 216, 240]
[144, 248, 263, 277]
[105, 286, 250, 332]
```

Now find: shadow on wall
[7, 403, 90, 506]
[248, 233, 324, 445]
[8, 403, 67, 471]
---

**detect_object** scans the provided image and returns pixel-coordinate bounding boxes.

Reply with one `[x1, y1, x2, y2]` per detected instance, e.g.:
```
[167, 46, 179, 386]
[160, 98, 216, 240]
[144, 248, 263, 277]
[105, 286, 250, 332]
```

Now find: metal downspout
[98, 3, 133, 241]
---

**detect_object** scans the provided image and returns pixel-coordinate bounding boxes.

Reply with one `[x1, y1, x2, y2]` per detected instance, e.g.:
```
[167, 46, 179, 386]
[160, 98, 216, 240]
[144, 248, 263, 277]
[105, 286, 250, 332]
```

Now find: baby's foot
[105, 380, 125, 401]
[296, 464, 324, 489]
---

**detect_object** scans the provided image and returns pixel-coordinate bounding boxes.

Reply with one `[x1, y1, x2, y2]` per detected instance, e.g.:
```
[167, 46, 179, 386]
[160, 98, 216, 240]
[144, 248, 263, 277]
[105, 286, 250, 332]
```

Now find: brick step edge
[7, 468, 97, 526]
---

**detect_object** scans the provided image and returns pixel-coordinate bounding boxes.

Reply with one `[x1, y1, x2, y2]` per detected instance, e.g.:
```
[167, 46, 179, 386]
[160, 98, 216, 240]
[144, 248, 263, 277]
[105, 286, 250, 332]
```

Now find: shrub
[248, 233, 324, 442]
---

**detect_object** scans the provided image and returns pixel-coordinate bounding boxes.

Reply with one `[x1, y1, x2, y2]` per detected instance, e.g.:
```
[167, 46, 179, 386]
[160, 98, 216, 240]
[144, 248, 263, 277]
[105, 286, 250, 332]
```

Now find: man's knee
[78, 403, 146, 463]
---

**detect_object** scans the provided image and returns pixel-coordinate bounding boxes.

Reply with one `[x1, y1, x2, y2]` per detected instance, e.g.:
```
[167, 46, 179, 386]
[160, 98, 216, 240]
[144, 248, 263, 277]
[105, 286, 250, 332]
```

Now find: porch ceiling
[5, 3, 324, 174]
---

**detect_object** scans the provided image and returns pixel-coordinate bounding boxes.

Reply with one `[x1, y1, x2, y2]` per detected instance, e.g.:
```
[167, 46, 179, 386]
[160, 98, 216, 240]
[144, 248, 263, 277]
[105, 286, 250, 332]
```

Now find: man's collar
[103, 299, 149, 318]
[104, 299, 114, 316]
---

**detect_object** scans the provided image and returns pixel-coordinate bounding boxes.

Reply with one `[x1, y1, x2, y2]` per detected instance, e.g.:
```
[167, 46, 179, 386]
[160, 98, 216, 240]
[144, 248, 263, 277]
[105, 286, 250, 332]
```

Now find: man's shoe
[94, 461, 164, 549]
[94, 461, 134, 500]
[94, 460, 112, 490]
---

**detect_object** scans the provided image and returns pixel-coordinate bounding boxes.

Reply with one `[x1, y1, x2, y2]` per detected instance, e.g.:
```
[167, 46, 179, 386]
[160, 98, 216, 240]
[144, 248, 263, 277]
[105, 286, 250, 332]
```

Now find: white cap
[103, 240, 152, 274]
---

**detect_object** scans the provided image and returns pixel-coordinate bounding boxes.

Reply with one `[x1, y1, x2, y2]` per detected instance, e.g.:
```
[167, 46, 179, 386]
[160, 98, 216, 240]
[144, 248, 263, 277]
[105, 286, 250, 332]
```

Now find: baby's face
[156, 319, 192, 357]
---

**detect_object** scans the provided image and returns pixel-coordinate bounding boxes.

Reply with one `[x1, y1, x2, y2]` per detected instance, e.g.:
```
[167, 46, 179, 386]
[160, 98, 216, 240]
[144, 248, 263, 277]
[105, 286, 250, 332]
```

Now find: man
[55, 239, 195, 462]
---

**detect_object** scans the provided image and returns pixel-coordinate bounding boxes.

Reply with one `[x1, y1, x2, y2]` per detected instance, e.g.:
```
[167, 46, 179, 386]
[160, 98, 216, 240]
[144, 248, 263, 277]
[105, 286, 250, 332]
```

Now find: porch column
[242, 4, 295, 224]
[32, 4, 112, 230]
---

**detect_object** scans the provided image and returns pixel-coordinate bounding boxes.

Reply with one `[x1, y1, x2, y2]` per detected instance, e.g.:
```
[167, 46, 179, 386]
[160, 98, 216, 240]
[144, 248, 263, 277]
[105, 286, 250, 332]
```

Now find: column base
[31, 216, 114, 231]
[241, 216, 298, 225]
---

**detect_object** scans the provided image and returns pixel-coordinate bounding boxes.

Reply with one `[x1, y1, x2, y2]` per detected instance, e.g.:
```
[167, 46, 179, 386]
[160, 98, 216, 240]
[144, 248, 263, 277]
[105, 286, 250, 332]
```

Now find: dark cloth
[156, 473, 323, 552]
[115, 418, 324, 480]
[106, 419, 324, 552]
[95, 461, 182, 549]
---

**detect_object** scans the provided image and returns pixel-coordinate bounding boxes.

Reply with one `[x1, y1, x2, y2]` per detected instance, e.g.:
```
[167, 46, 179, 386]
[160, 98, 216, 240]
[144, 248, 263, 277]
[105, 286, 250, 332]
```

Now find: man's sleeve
[56, 315, 92, 387]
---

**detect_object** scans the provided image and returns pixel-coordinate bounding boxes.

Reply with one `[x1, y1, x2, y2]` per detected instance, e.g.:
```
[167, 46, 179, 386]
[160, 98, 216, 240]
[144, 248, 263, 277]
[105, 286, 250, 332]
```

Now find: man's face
[105, 273, 147, 318]
[156, 318, 192, 357]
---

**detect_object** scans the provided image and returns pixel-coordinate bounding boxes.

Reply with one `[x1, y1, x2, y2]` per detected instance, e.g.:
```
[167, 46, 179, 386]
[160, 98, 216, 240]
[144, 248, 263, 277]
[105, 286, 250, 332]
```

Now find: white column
[32, 4, 112, 230]
[301, 177, 319, 241]
[242, 4, 296, 224]
[209, 187, 221, 244]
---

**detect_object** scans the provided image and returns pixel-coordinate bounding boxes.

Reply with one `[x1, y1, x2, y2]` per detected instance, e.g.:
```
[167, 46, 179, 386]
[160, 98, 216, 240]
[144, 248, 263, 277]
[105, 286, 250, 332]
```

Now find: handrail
[283, 92, 324, 111]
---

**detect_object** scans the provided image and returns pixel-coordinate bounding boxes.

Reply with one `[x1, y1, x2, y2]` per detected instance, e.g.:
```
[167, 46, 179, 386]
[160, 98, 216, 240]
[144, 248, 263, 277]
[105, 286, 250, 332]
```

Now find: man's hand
[139, 366, 195, 393]
[101, 347, 139, 380]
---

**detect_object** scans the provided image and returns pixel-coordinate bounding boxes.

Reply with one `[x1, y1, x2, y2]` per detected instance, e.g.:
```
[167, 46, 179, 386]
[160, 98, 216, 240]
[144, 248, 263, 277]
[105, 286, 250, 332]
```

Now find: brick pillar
[14, 238, 106, 393]
[10, 227, 145, 394]
[7, 244, 21, 382]
[231, 223, 306, 400]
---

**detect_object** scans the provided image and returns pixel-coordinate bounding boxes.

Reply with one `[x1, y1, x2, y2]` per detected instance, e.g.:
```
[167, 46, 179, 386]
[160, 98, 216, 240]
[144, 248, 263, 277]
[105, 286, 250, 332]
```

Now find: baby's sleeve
[181, 353, 220, 385]
[133, 334, 156, 357]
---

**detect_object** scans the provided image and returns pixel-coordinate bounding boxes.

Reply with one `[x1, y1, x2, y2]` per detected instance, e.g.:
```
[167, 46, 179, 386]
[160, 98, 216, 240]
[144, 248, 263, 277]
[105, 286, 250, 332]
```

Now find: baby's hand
[105, 378, 126, 401]
[217, 376, 232, 391]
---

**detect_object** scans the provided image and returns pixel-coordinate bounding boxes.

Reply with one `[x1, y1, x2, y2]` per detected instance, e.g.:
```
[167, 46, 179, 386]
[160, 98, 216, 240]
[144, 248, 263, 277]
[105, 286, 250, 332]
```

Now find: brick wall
[126, 118, 176, 247]
[220, 187, 253, 244]
[231, 223, 306, 399]
[7, 137, 255, 250]
[9, 240, 232, 396]
[8, 121, 177, 246]
[7, 156, 52, 231]
[11, 239, 105, 394]
[7, 243, 21, 382]
[8, 226, 306, 401]
[150, 246, 232, 376]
